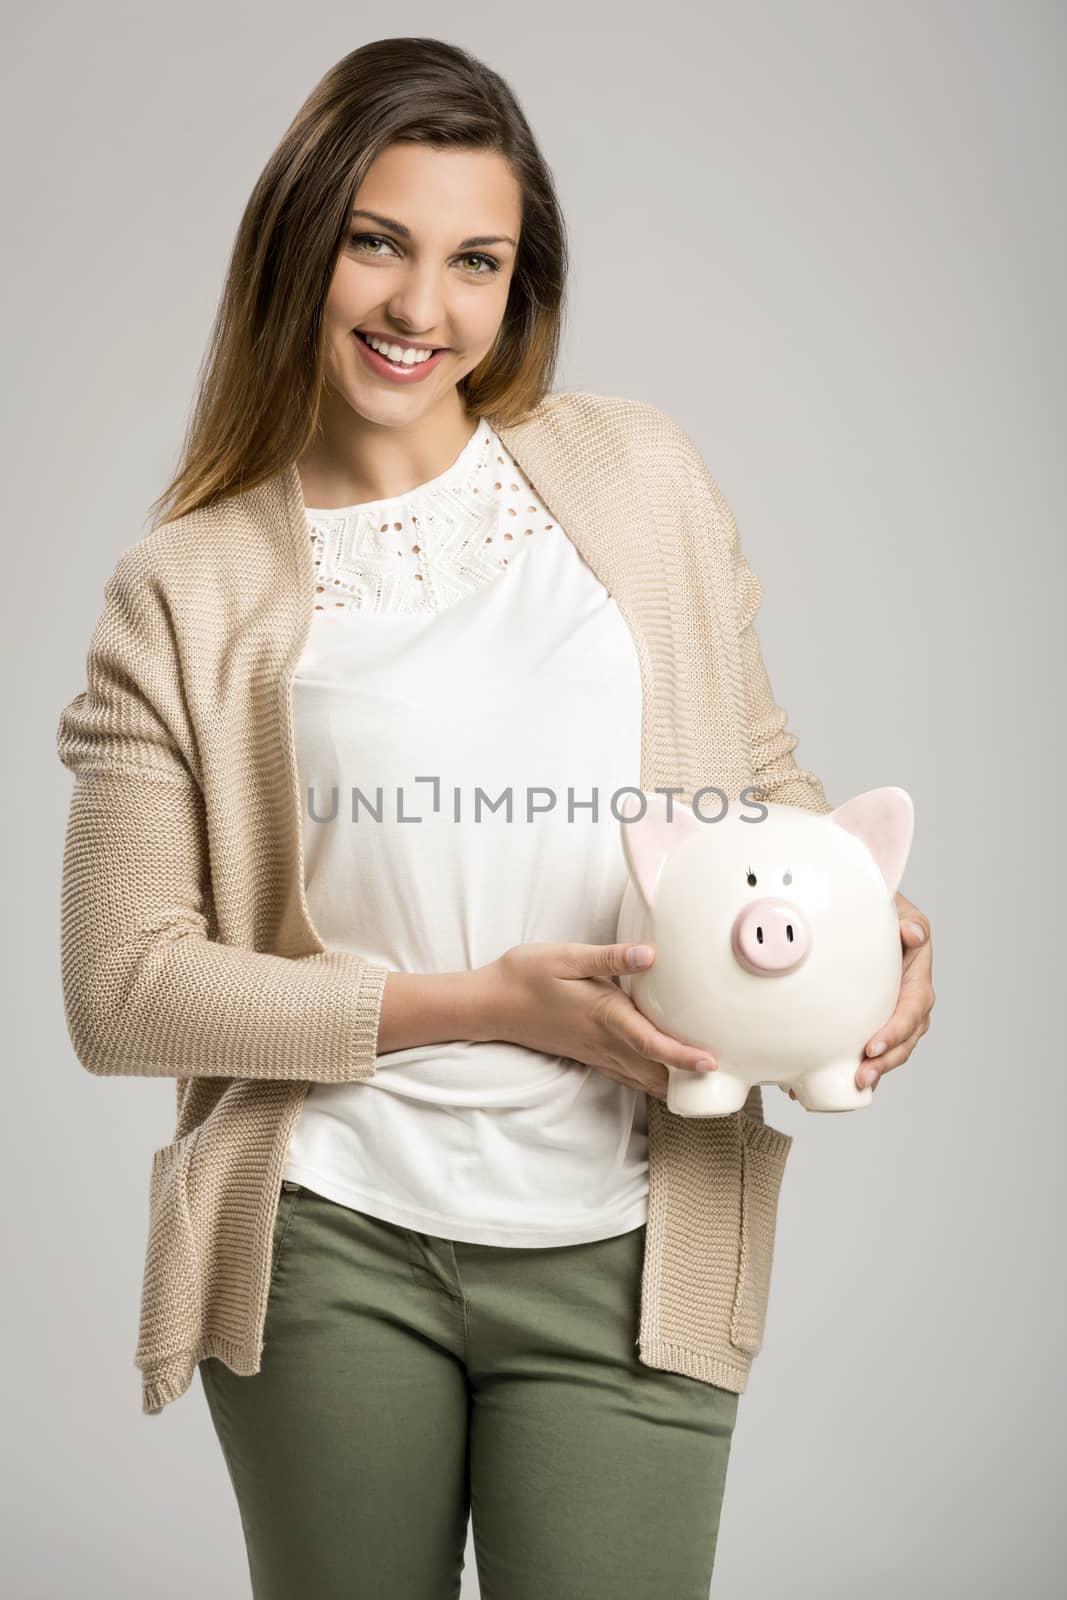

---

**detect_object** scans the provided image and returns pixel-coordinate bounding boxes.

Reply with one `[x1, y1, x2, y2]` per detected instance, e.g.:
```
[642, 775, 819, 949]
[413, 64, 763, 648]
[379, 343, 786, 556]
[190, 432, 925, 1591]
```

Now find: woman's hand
[782, 892, 936, 1099]
[472, 941, 719, 1102]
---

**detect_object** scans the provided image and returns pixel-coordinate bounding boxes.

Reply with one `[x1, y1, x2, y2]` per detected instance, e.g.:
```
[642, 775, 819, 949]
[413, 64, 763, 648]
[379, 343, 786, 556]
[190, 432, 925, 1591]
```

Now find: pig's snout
[731, 897, 811, 975]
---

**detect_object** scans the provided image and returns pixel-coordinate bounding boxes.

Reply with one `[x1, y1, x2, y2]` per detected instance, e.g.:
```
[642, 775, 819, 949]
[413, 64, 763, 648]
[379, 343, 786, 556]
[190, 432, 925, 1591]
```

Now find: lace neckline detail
[303, 418, 558, 618]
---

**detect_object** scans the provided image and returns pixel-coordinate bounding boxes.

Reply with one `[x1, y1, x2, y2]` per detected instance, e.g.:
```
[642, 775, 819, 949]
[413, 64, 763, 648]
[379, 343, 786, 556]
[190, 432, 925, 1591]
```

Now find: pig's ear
[827, 787, 914, 895]
[618, 791, 703, 908]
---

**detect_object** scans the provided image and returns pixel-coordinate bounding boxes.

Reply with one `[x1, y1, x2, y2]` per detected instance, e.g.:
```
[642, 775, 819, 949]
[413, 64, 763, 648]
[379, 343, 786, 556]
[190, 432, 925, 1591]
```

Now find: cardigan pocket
[729, 1113, 794, 1357]
[134, 1129, 203, 1367]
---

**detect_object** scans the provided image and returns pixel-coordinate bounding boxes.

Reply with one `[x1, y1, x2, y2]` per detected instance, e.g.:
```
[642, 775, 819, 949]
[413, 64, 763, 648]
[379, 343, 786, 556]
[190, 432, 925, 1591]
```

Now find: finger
[895, 894, 930, 943]
[610, 1055, 670, 1101]
[592, 963, 718, 1074]
[901, 941, 933, 983]
[607, 998, 718, 1075]
[644, 1065, 670, 1101]
[864, 974, 932, 1056]
[560, 941, 658, 979]
[856, 1025, 925, 1088]
[631, 1024, 718, 1075]
[865, 978, 934, 1061]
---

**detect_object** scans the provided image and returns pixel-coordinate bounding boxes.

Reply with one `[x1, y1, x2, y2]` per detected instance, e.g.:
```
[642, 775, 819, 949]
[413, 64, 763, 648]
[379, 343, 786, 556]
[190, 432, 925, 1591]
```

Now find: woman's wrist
[463, 959, 507, 1044]
[376, 965, 504, 1054]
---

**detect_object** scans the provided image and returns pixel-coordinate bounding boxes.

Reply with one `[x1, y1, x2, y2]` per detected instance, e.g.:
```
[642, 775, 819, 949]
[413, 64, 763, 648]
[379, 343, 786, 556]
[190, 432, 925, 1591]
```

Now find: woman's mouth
[353, 329, 449, 384]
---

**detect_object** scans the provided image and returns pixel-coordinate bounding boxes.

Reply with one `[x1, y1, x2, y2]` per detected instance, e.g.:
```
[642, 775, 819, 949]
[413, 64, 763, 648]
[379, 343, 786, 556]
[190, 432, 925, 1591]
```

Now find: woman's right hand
[471, 941, 719, 1102]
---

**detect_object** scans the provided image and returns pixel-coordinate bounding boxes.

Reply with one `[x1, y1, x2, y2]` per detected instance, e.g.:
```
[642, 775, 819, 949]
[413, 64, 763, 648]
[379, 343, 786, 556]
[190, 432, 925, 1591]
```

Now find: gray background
[5, 1, 1063, 1595]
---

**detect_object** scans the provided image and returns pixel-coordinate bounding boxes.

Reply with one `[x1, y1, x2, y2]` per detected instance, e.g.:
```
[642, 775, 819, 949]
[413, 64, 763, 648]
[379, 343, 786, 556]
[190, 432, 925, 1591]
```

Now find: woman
[56, 36, 934, 1600]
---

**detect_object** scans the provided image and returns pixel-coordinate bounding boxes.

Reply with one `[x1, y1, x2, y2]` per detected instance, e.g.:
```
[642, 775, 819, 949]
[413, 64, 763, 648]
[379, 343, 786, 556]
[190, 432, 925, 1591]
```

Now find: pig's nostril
[756, 927, 764, 944]
[786, 925, 793, 942]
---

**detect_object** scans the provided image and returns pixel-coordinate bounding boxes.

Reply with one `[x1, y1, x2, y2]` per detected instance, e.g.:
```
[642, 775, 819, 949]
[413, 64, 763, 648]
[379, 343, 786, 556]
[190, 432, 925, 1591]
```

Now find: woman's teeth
[360, 333, 438, 366]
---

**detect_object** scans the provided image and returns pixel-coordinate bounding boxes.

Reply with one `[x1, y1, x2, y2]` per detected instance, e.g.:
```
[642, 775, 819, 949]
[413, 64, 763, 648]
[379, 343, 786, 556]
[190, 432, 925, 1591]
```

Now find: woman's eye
[348, 234, 500, 275]
[349, 233, 395, 256]
[457, 253, 501, 275]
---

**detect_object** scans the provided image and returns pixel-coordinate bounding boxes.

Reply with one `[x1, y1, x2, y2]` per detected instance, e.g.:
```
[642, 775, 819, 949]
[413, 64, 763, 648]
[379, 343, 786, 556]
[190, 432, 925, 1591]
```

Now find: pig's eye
[783, 870, 792, 885]
[746, 868, 758, 886]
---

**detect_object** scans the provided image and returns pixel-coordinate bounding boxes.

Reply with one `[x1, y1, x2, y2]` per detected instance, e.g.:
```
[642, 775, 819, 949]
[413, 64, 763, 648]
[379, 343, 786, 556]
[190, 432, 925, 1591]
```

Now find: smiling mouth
[354, 330, 447, 364]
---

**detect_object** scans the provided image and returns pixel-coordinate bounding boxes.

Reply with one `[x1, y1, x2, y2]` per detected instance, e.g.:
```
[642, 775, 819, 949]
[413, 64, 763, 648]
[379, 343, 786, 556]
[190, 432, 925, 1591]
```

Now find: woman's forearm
[376, 967, 500, 1054]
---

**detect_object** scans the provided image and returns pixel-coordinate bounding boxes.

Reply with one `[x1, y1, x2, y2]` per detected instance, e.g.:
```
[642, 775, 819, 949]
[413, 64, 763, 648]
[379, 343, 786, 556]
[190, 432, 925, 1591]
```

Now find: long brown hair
[147, 38, 568, 529]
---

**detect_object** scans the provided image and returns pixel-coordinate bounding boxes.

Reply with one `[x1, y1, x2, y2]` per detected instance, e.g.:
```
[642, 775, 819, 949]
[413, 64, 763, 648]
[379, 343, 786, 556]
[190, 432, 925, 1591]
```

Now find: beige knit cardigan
[56, 389, 831, 1416]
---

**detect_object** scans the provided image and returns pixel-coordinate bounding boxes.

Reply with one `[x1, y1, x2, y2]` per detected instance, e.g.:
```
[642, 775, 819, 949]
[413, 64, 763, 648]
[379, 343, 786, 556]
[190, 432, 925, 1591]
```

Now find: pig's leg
[790, 1062, 875, 1113]
[667, 1065, 750, 1116]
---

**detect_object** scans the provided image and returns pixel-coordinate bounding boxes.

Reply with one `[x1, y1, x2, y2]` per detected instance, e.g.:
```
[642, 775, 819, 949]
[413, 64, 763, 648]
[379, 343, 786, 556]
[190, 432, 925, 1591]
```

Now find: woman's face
[320, 142, 523, 427]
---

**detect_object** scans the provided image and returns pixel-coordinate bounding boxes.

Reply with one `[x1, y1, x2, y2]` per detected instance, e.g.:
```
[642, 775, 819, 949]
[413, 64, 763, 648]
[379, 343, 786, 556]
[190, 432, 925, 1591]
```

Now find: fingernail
[694, 1058, 717, 1072]
[904, 922, 925, 941]
[867, 1040, 886, 1057]
[861, 1067, 879, 1088]
[627, 945, 653, 968]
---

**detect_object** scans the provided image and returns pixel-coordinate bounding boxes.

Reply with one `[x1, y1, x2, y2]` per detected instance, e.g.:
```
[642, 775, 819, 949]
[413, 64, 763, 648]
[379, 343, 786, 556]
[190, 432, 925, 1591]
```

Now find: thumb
[563, 934, 655, 972]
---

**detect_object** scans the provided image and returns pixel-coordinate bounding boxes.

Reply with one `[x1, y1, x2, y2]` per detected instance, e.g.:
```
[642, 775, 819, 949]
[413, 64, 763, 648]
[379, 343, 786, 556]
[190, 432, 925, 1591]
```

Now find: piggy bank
[615, 787, 914, 1115]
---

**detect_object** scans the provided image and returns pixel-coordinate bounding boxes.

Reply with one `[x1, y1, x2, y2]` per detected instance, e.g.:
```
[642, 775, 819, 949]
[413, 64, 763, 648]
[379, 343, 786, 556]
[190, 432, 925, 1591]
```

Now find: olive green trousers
[198, 1181, 740, 1599]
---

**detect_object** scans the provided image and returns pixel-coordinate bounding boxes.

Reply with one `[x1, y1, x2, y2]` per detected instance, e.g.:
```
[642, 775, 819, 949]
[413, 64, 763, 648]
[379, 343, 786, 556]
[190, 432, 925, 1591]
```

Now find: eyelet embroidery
[305, 423, 556, 616]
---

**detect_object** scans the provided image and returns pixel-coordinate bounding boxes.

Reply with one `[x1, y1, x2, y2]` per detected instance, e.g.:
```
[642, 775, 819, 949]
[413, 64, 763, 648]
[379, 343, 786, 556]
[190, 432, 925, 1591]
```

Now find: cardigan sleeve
[55, 542, 202, 787]
[672, 419, 833, 815]
[56, 545, 388, 1082]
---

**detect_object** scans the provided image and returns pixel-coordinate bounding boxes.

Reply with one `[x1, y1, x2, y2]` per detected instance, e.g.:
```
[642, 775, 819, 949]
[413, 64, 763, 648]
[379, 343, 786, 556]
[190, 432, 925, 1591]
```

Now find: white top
[281, 416, 649, 1246]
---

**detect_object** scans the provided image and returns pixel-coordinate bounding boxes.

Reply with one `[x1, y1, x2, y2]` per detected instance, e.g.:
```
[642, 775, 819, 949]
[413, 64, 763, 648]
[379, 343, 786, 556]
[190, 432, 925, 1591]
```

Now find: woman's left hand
[783, 893, 935, 1099]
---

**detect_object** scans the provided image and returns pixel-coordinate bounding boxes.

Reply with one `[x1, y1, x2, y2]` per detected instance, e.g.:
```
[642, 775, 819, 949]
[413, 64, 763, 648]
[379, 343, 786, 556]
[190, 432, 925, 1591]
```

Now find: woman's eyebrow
[350, 208, 517, 249]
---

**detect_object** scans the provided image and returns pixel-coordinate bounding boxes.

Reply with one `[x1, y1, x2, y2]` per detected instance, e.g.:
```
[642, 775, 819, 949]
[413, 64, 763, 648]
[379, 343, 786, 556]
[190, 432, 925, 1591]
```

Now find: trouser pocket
[269, 1182, 304, 1290]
